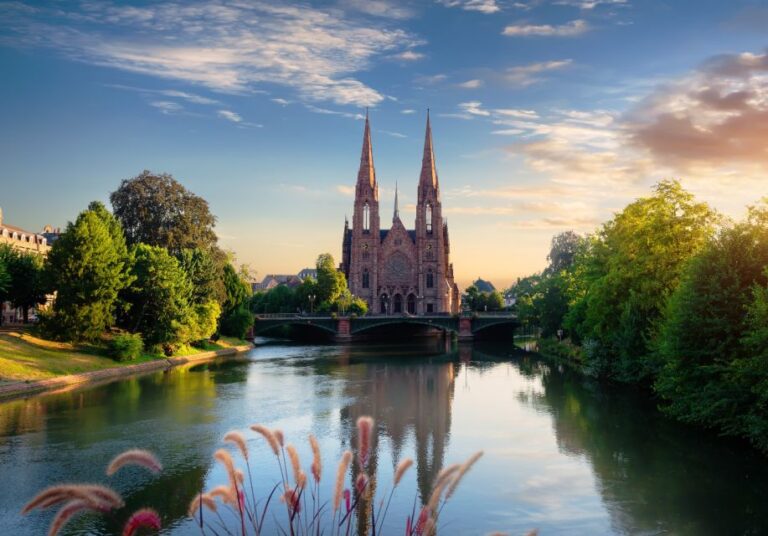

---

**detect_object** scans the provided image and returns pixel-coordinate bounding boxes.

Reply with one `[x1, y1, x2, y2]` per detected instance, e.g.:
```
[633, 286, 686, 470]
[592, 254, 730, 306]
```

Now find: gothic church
[341, 113, 460, 315]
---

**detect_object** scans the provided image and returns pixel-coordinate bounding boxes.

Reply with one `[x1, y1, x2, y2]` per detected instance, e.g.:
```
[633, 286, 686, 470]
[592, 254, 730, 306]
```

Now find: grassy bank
[0, 331, 250, 383]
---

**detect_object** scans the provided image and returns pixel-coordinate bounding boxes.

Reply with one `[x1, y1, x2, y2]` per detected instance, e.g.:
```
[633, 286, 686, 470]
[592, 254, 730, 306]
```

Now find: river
[1, 339, 767, 535]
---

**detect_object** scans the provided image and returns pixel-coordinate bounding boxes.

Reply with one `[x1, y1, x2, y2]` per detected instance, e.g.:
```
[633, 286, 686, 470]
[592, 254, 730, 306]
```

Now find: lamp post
[309, 294, 316, 315]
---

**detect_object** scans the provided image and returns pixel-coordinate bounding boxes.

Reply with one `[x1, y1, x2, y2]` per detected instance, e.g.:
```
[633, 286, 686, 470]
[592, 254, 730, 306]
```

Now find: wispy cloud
[304, 104, 365, 120]
[459, 101, 491, 116]
[505, 59, 572, 86]
[217, 110, 242, 123]
[503, 19, 590, 37]
[341, 0, 416, 19]
[150, 100, 184, 114]
[336, 185, 355, 196]
[380, 130, 407, 138]
[271, 98, 291, 106]
[2, 1, 422, 107]
[437, 0, 501, 14]
[554, 0, 628, 10]
[414, 73, 448, 87]
[401, 109, 417, 114]
[391, 50, 425, 61]
[457, 79, 484, 89]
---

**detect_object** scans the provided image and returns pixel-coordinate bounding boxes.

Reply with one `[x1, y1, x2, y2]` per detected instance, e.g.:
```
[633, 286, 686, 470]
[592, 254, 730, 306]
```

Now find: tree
[0, 253, 10, 323]
[316, 253, 345, 307]
[545, 231, 582, 274]
[219, 263, 253, 337]
[44, 205, 133, 341]
[110, 171, 218, 254]
[121, 244, 194, 350]
[5, 249, 46, 323]
[569, 180, 718, 382]
[177, 248, 225, 305]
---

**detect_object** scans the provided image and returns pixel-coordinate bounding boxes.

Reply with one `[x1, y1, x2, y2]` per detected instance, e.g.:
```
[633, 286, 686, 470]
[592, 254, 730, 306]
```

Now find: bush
[109, 332, 143, 362]
[220, 306, 253, 339]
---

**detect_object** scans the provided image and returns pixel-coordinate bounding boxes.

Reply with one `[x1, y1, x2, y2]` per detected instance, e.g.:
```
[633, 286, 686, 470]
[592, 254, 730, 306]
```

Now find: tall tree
[110, 171, 218, 254]
[316, 253, 345, 307]
[45, 206, 133, 341]
[177, 248, 225, 305]
[545, 231, 582, 274]
[0, 252, 10, 324]
[6, 251, 46, 323]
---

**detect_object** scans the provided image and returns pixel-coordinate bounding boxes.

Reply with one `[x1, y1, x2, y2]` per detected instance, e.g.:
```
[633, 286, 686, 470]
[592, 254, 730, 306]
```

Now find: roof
[380, 229, 416, 243]
[473, 278, 496, 293]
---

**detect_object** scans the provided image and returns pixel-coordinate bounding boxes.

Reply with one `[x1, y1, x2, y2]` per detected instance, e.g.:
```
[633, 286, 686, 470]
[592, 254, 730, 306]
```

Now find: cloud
[150, 100, 184, 114]
[380, 130, 407, 138]
[336, 185, 355, 196]
[217, 110, 242, 123]
[414, 73, 448, 86]
[341, 0, 416, 19]
[554, 0, 628, 9]
[401, 109, 417, 114]
[304, 104, 365, 120]
[437, 0, 501, 14]
[627, 49, 768, 169]
[391, 50, 425, 61]
[457, 79, 483, 89]
[271, 98, 291, 106]
[459, 101, 491, 116]
[505, 59, 572, 86]
[2, 1, 422, 107]
[494, 108, 540, 119]
[503, 19, 590, 37]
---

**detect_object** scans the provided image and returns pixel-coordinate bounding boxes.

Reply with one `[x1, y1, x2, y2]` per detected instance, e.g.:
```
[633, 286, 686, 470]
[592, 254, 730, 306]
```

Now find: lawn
[0, 331, 251, 383]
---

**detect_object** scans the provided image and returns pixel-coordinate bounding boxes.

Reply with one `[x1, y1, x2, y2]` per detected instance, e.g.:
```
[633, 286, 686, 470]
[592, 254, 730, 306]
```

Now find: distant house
[472, 278, 496, 293]
[503, 290, 516, 308]
[297, 268, 317, 280]
[252, 274, 303, 292]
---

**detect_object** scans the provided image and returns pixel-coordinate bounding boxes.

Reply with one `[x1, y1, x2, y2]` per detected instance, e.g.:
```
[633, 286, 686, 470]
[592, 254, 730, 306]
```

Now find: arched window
[426, 203, 433, 233]
[362, 268, 370, 289]
[363, 202, 370, 232]
[426, 269, 434, 289]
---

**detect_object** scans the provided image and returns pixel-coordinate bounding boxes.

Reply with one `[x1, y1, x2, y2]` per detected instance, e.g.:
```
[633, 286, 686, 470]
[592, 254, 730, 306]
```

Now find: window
[363, 202, 370, 232]
[426, 303, 434, 313]
[426, 203, 433, 233]
[426, 269, 434, 289]
[362, 269, 370, 289]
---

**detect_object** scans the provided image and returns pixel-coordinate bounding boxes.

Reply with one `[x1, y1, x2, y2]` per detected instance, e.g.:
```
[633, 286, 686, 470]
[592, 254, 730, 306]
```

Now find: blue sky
[1, 0, 767, 288]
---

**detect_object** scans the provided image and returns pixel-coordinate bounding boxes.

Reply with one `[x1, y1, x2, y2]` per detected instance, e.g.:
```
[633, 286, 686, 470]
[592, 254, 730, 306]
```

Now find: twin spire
[356, 110, 438, 218]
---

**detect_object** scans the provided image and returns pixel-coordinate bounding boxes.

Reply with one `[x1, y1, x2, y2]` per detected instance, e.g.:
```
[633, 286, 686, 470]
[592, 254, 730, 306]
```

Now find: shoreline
[0, 343, 254, 401]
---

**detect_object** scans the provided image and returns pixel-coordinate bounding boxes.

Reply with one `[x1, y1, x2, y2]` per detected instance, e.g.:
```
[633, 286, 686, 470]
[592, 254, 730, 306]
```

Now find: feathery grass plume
[332, 450, 353, 512]
[106, 449, 162, 476]
[209, 485, 237, 506]
[281, 487, 301, 516]
[426, 478, 448, 514]
[250, 424, 280, 456]
[309, 434, 322, 483]
[214, 449, 238, 490]
[274, 429, 285, 448]
[393, 458, 413, 486]
[446, 451, 483, 499]
[188, 493, 218, 518]
[433, 463, 460, 491]
[224, 430, 249, 460]
[122, 508, 161, 536]
[286, 444, 302, 485]
[23, 484, 123, 514]
[356, 416, 374, 469]
[297, 469, 307, 490]
[47, 500, 101, 536]
[421, 513, 436, 536]
[235, 469, 245, 484]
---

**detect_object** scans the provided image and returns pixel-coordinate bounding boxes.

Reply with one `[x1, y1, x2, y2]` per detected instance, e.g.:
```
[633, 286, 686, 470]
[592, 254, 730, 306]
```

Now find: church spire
[357, 109, 376, 189]
[394, 181, 399, 221]
[419, 109, 438, 189]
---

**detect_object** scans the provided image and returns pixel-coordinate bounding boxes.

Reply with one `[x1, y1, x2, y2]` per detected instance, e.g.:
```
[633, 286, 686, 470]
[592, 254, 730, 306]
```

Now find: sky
[1, 0, 767, 289]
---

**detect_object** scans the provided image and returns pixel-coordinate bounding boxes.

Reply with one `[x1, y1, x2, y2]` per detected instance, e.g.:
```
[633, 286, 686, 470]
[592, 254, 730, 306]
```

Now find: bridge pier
[458, 316, 473, 341]
[335, 317, 353, 342]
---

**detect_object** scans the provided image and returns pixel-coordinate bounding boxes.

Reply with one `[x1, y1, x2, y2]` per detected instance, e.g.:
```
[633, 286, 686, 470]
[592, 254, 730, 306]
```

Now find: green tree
[44, 205, 133, 341]
[220, 263, 253, 337]
[316, 253, 345, 307]
[5, 250, 46, 323]
[570, 180, 718, 382]
[110, 171, 218, 254]
[177, 248, 225, 305]
[0, 252, 10, 323]
[122, 244, 193, 350]
[545, 230, 582, 274]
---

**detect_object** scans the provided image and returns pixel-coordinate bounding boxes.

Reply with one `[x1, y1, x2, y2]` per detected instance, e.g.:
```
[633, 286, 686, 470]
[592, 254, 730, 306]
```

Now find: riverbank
[0, 331, 253, 399]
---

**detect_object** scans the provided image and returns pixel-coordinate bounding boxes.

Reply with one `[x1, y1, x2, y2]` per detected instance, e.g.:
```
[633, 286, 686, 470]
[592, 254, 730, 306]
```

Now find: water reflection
[0, 341, 767, 535]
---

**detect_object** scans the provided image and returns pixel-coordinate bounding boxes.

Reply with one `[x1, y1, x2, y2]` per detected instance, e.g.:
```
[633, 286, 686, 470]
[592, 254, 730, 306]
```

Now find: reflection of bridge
[253, 313, 519, 341]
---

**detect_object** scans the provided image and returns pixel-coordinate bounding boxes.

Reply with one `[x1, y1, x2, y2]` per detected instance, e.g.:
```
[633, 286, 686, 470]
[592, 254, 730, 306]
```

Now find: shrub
[109, 332, 143, 362]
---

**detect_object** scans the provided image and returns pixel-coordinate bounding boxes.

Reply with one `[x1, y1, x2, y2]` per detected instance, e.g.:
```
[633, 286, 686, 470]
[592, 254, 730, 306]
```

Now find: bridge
[252, 312, 519, 341]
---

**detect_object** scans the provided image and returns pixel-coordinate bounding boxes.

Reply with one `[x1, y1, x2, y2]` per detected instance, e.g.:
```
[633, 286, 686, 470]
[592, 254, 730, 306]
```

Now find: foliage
[121, 244, 193, 350]
[3, 248, 46, 323]
[222, 263, 252, 315]
[566, 180, 718, 382]
[110, 170, 218, 255]
[219, 305, 253, 339]
[178, 300, 222, 345]
[109, 332, 144, 362]
[177, 248, 226, 305]
[316, 253, 345, 307]
[462, 285, 505, 312]
[654, 202, 768, 451]
[0, 254, 9, 304]
[43, 205, 133, 342]
[545, 230, 582, 275]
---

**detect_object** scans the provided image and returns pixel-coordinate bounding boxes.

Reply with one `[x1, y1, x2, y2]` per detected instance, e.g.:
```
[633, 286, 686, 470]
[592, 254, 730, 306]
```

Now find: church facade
[341, 113, 460, 315]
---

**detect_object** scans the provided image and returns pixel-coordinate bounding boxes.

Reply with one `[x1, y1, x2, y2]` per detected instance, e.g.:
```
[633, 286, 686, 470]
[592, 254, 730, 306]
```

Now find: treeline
[3, 171, 254, 357]
[512, 180, 768, 452]
[251, 253, 367, 315]
[462, 285, 505, 312]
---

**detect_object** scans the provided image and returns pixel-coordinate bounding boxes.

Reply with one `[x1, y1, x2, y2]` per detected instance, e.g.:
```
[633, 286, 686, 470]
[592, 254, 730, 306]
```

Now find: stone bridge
[252, 313, 519, 341]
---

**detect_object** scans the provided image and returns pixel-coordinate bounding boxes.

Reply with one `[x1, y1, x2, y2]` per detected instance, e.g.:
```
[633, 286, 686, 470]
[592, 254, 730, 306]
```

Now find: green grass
[0, 331, 251, 383]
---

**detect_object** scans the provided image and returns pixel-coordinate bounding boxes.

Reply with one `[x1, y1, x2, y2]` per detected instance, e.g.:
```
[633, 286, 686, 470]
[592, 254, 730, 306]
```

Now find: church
[341, 113, 460, 315]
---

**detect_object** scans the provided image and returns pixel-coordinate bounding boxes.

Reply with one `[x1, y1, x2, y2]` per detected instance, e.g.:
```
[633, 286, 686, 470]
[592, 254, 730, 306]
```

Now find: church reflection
[332, 345, 456, 533]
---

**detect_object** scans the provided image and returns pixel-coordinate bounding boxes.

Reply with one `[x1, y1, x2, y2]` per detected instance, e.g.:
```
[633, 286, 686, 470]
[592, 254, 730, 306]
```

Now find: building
[340, 113, 460, 315]
[252, 274, 303, 292]
[472, 278, 496, 293]
[0, 208, 51, 255]
[297, 268, 317, 281]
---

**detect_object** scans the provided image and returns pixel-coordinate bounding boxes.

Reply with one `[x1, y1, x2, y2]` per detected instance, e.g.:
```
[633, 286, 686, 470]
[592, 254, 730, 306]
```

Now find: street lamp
[309, 294, 316, 315]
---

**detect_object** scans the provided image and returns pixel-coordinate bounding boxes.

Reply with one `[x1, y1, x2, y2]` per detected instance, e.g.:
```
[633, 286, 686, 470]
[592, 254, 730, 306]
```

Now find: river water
[1, 339, 767, 535]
